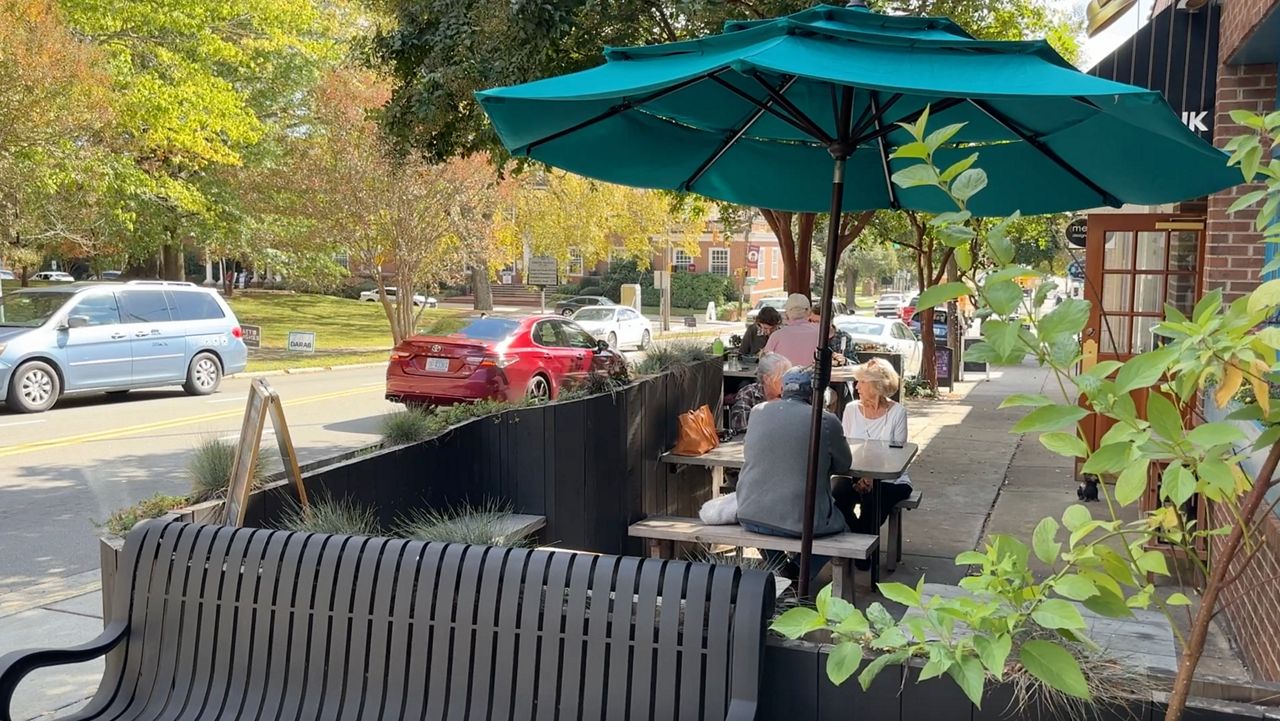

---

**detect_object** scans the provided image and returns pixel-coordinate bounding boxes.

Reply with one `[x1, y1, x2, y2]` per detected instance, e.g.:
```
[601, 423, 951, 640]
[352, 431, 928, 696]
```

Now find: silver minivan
[0, 281, 249, 412]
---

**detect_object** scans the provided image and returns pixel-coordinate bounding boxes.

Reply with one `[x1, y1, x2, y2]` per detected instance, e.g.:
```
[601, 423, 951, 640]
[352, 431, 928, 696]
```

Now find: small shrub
[101, 493, 190, 537]
[903, 376, 937, 399]
[633, 340, 714, 376]
[396, 501, 535, 547]
[187, 438, 267, 501]
[381, 407, 435, 445]
[278, 496, 380, 536]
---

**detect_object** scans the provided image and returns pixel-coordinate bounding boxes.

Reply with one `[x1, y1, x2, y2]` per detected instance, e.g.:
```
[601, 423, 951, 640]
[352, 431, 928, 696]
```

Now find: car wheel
[7, 361, 59, 413]
[561, 308, 574, 317]
[639, 330, 651, 350]
[526, 375, 551, 401]
[607, 332, 618, 350]
[183, 353, 222, 396]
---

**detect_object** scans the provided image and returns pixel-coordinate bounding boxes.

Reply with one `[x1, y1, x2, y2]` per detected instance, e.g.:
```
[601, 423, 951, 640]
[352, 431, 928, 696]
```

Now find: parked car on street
[571, 305, 652, 350]
[31, 271, 75, 283]
[554, 295, 614, 317]
[834, 315, 923, 377]
[902, 294, 920, 322]
[745, 296, 787, 323]
[385, 315, 626, 406]
[0, 281, 247, 412]
[0, 269, 14, 281]
[359, 287, 431, 306]
[93, 270, 123, 281]
[910, 308, 952, 344]
[873, 293, 906, 318]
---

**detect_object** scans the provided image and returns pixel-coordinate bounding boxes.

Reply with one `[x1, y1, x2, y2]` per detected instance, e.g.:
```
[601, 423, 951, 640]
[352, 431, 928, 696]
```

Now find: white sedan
[359, 287, 434, 307]
[32, 271, 75, 282]
[572, 305, 653, 350]
[834, 315, 923, 377]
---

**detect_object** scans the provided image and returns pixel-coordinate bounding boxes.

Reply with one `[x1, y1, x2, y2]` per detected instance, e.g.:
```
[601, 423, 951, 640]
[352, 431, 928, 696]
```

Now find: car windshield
[575, 308, 614, 321]
[0, 291, 69, 327]
[755, 298, 786, 310]
[878, 295, 902, 303]
[838, 322, 885, 336]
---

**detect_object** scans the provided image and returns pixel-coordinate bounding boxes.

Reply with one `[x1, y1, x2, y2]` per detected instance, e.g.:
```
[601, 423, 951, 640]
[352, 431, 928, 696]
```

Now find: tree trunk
[1165, 442, 1280, 721]
[472, 261, 493, 311]
[845, 268, 859, 309]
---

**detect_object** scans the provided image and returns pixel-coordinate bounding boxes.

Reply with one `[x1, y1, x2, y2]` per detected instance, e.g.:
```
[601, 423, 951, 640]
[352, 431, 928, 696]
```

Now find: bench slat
[629, 516, 878, 559]
[897, 490, 922, 510]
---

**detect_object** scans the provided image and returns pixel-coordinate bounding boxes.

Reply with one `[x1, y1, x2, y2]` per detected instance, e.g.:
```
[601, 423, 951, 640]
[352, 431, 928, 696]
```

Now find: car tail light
[476, 354, 518, 368]
[390, 349, 414, 361]
[231, 326, 243, 338]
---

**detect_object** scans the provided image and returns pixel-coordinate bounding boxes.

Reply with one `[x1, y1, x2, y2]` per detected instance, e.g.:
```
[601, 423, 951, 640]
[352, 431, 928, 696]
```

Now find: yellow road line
[0, 383, 384, 459]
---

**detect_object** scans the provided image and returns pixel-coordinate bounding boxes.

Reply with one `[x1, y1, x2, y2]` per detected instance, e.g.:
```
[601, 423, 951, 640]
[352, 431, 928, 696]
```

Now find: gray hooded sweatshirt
[735, 398, 852, 537]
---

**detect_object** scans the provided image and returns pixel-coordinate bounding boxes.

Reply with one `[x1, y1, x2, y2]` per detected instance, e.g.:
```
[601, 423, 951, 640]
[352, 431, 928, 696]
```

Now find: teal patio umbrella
[477, 2, 1239, 593]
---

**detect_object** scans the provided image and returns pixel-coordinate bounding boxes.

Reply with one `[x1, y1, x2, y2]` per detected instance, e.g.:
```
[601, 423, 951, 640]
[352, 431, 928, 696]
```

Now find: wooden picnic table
[724, 361, 859, 381]
[660, 438, 918, 494]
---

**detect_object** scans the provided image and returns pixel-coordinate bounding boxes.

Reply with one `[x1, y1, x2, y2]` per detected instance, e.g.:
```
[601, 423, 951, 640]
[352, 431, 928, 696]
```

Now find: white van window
[118, 290, 174, 323]
[68, 294, 122, 326]
[172, 291, 225, 321]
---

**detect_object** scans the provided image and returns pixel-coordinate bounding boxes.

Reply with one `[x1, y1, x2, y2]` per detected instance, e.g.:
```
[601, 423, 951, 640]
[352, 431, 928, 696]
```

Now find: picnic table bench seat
[886, 490, 923, 572]
[0, 520, 776, 721]
[630, 516, 879, 602]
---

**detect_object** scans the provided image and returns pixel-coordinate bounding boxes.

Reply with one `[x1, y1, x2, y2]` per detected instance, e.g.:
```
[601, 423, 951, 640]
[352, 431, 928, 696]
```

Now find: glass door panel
[1105, 231, 1134, 269]
[1169, 232, 1198, 271]
[1103, 274, 1132, 312]
[1136, 232, 1166, 270]
[1132, 317, 1161, 353]
[1101, 317, 1130, 354]
[1135, 275, 1164, 313]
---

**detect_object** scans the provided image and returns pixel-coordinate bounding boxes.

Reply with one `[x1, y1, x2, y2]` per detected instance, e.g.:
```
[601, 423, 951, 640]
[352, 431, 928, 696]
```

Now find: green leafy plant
[773, 107, 1280, 721]
[380, 407, 437, 445]
[395, 501, 536, 546]
[100, 494, 190, 536]
[633, 340, 714, 376]
[903, 376, 936, 399]
[278, 496, 380, 536]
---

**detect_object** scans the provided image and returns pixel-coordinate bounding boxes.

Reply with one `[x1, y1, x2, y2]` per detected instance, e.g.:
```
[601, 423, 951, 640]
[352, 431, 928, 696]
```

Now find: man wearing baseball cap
[762, 293, 822, 366]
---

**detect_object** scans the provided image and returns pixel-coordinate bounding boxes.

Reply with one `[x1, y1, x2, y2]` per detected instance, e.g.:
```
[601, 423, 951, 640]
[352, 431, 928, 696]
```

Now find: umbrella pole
[797, 153, 848, 597]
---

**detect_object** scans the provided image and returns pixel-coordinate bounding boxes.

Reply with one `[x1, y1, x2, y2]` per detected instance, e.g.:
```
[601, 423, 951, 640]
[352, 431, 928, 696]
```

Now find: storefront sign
[1088, 4, 1220, 139]
[1066, 217, 1088, 248]
[935, 347, 954, 390]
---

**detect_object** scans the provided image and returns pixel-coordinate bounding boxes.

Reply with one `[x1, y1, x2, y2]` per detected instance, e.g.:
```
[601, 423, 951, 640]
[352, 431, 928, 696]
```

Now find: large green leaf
[1032, 517, 1062, 565]
[1036, 299, 1090, 340]
[1039, 432, 1089, 458]
[1011, 405, 1088, 434]
[878, 582, 921, 608]
[1145, 392, 1184, 441]
[826, 642, 864, 685]
[985, 280, 1023, 315]
[1054, 574, 1100, 602]
[858, 650, 909, 691]
[1247, 280, 1280, 316]
[866, 602, 895, 631]
[974, 634, 1011, 679]
[1081, 442, 1134, 474]
[1161, 463, 1195, 505]
[916, 282, 970, 311]
[939, 153, 978, 183]
[1083, 588, 1133, 618]
[1114, 348, 1175, 393]
[919, 646, 954, 681]
[1020, 640, 1091, 700]
[892, 164, 940, 189]
[951, 168, 988, 201]
[1031, 599, 1087, 630]
[1115, 458, 1150, 506]
[1061, 504, 1092, 532]
[1187, 422, 1247, 448]
[947, 655, 986, 707]
[771, 607, 825, 639]
[999, 393, 1052, 409]
[925, 123, 965, 153]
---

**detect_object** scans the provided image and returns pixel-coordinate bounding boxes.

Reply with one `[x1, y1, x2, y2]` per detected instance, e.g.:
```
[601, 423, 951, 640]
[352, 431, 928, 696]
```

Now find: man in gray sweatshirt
[736, 366, 853, 540]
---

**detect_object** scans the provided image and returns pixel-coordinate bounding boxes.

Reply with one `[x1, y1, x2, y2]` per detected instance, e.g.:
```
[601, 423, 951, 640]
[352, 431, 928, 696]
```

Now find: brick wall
[1205, 62, 1276, 303]
[1209, 501, 1280, 681]
[1220, 0, 1280, 62]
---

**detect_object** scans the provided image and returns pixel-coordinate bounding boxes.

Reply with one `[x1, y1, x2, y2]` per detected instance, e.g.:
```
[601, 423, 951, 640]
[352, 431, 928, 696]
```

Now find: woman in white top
[836, 358, 913, 537]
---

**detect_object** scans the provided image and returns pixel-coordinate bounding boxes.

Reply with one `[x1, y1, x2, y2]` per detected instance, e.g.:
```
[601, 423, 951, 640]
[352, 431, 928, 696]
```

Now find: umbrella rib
[709, 75, 827, 142]
[851, 92, 903, 143]
[520, 69, 727, 155]
[748, 71, 834, 145]
[680, 76, 800, 191]
[869, 92, 900, 210]
[852, 97, 965, 147]
[967, 99, 1121, 207]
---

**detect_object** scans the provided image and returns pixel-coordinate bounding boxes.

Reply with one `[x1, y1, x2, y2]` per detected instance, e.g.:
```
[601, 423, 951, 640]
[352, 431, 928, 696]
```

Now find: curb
[230, 361, 388, 379]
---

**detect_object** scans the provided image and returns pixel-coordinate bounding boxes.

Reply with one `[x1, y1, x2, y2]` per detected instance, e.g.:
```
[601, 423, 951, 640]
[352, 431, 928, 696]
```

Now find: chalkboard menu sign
[963, 337, 987, 373]
[935, 347, 954, 389]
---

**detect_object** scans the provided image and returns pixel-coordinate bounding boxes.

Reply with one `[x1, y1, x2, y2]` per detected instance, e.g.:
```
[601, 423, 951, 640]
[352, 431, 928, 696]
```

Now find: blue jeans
[740, 521, 831, 584]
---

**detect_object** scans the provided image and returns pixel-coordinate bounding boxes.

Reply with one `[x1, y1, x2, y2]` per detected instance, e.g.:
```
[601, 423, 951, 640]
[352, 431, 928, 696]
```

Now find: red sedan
[386, 315, 626, 406]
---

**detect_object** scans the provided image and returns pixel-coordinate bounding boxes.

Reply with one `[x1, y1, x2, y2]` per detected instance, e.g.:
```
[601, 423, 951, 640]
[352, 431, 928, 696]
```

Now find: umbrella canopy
[477, 3, 1240, 595]
[477, 4, 1237, 215]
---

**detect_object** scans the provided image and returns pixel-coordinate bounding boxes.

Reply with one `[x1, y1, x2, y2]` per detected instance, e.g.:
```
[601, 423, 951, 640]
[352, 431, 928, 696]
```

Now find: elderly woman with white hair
[837, 358, 913, 539]
[727, 352, 792, 433]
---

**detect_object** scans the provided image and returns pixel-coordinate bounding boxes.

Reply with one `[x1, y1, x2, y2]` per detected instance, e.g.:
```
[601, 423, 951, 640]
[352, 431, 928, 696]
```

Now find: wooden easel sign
[223, 378, 309, 527]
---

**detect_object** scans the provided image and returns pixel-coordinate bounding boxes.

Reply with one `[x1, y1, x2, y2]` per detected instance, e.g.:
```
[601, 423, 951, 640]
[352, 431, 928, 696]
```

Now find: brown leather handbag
[671, 404, 720, 456]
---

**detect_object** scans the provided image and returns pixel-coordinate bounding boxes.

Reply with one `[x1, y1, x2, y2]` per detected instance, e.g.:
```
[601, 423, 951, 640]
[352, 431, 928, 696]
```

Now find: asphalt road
[0, 365, 396, 594]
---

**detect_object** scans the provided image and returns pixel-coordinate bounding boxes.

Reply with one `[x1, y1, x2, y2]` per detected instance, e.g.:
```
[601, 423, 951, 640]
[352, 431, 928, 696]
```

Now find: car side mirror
[596, 339, 609, 353]
[66, 315, 89, 329]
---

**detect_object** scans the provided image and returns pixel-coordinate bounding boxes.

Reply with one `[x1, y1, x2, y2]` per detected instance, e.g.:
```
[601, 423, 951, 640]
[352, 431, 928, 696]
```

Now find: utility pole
[661, 236, 672, 331]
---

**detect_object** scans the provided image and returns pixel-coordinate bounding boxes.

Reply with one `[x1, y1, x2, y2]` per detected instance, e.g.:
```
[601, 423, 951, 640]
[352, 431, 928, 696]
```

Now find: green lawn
[226, 292, 461, 351]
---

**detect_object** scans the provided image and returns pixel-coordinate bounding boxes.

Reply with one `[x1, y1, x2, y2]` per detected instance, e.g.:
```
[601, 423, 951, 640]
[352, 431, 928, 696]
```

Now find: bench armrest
[0, 620, 128, 721]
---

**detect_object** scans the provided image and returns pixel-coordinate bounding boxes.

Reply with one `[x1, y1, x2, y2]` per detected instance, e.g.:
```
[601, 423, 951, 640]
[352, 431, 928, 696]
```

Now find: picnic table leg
[886, 507, 901, 573]
[712, 466, 725, 498]
[646, 539, 674, 559]
[830, 560, 855, 604]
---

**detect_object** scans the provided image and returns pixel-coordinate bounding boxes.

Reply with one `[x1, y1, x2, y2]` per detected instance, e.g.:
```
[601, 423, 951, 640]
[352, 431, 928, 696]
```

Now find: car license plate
[425, 357, 450, 372]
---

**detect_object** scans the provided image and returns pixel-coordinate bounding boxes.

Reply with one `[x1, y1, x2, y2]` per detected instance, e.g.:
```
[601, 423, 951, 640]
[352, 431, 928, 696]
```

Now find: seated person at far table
[836, 358, 913, 539]
[763, 294, 821, 366]
[736, 367, 853, 580]
[739, 306, 782, 356]
[728, 352, 792, 433]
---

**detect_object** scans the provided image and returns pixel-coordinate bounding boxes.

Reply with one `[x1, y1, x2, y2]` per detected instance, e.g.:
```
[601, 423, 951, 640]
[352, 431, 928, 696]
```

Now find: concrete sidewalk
[0, 361, 1249, 718]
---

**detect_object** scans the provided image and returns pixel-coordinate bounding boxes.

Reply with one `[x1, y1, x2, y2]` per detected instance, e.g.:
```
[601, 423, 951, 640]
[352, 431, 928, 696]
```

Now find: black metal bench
[0, 520, 775, 721]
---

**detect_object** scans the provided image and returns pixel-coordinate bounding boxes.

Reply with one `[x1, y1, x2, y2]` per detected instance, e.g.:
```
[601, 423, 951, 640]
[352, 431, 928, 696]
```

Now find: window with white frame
[568, 249, 584, 275]
[333, 252, 349, 270]
[673, 249, 693, 270]
[772, 249, 780, 279]
[709, 248, 729, 276]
